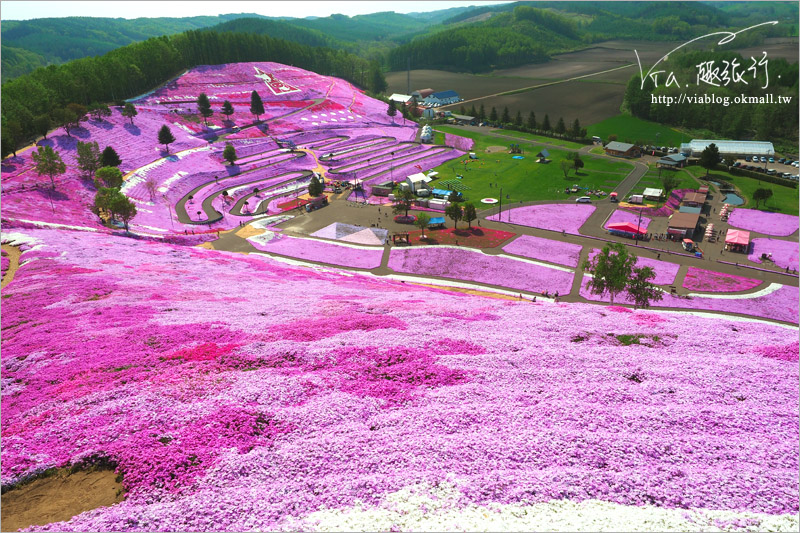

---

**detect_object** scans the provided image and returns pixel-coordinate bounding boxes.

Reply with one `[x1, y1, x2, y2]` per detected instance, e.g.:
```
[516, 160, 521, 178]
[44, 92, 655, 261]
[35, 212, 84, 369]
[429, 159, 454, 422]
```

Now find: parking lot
[733, 156, 799, 180]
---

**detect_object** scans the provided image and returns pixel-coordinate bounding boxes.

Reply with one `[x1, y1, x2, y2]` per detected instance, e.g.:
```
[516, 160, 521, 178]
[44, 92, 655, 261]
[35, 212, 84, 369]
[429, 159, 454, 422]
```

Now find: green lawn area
[587, 114, 686, 147]
[626, 167, 699, 204]
[685, 165, 799, 216]
[430, 125, 634, 204]
[488, 129, 585, 150]
[433, 131, 446, 145]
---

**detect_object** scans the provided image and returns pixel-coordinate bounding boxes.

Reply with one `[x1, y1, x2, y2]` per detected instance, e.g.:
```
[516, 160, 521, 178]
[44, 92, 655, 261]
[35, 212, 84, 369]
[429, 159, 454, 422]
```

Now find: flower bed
[443, 133, 475, 151]
[409, 227, 514, 248]
[620, 189, 690, 217]
[587, 249, 680, 286]
[502, 235, 583, 267]
[748, 238, 799, 271]
[1, 228, 797, 532]
[682, 267, 764, 292]
[487, 204, 596, 234]
[246, 232, 383, 269]
[388, 246, 573, 294]
[604, 208, 652, 231]
[727, 209, 799, 237]
[580, 277, 798, 324]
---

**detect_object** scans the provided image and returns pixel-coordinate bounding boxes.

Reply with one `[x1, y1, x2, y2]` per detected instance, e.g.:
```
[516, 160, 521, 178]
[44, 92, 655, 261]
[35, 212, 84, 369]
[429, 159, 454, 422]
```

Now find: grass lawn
[488, 129, 585, 150]
[433, 131, 446, 145]
[587, 114, 686, 147]
[430, 125, 634, 204]
[685, 165, 799, 216]
[628, 166, 699, 196]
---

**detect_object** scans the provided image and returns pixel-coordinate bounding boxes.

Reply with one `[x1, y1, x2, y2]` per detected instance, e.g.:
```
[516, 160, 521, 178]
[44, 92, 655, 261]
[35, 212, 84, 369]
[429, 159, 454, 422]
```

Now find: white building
[404, 172, 433, 193]
[679, 140, 775, 157]
[389, 93, 413, 105]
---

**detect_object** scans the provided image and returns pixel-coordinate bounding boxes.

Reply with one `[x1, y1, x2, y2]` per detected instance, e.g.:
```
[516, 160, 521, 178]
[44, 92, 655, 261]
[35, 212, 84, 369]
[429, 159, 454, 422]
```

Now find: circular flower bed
[481, 198, 498, 204]
[394, 215, 417, 224]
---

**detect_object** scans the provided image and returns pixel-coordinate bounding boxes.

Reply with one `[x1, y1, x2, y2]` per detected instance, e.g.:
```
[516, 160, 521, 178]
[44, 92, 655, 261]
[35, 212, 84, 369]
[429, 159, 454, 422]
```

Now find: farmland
[587, 114, 687, 147]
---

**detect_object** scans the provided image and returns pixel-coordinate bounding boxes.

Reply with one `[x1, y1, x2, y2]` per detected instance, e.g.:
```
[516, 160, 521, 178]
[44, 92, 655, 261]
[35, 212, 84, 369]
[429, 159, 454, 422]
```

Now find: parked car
[779, 158, 786, 164]
[769, 157, 775, 163]
[745, 156, 752, 162]
[733, 162, 741, 167]
[767, 169, 777, 175]
[760, 156, 767, 162]
[575, 196, 592, 203]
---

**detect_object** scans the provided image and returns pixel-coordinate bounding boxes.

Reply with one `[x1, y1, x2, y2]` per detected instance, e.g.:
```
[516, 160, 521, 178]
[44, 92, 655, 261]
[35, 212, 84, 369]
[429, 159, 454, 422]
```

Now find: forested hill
[0, 29, 386, 157]
[1, 14, 269, 80]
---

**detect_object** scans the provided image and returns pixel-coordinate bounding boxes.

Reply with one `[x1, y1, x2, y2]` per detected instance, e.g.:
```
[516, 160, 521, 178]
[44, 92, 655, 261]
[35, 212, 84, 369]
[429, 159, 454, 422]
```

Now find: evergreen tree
[101, 146, 122, 167]
[368, 61, 388, 93]
[31, 144, 66, 190]
[527, 111, 537, 130]
[459, 106, 467, 115]
[221, 100, 235, 122]
[197, 92, 213, 125]
[542, 114, 552, 132]
[478, 104, 486, 121]
[387, 100, 397, 123]
[489, 107, 498, 123]
[469, 104, 477, 117]
[571, 118, 582, 138]
[572, 155, 585, 173]
[555, 117, 566, 135]
[250, 91, 265, 122]
[699, 143, 720, 176]
[122, 102, 138, 125]
[76, 141, 101, 179]
[223, 143, 237, 165]
[158, 124, 176, 152]
[514, 110, 523, 127]
[52, 107, 78, 137]
[501, 107, 511, 124]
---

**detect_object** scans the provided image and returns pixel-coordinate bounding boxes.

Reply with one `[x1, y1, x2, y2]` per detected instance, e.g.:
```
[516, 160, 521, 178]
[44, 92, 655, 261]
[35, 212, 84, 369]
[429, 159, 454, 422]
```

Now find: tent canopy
[609, 192, 618, 197]
[725, 229, 750, 245]
[429, 217, 445, 225]
[608, 222, 646, 235]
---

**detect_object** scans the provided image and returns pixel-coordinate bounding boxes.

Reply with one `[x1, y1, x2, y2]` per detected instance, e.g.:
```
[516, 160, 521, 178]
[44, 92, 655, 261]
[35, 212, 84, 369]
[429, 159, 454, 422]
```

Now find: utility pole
[407, 57, 411, 95]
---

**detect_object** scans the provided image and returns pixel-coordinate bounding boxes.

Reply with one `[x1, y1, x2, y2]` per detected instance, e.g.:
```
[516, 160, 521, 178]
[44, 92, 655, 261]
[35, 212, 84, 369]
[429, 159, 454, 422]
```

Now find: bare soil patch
[1, 469, 124, 532]
[485, 146, 508, 153]
[1, 244, 21, 289]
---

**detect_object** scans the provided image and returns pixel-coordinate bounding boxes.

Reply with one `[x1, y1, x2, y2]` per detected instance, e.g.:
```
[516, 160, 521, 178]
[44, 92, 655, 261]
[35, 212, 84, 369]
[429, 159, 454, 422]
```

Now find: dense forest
[0, 30, 385, 157]
[623, 50, 799, 146]
[1, 14, 268, 80]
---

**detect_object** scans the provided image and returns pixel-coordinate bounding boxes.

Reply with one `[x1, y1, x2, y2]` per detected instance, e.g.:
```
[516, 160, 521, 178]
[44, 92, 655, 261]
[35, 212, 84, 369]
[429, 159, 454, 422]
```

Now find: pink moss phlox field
[0, 228, 797, 531]
[588, 248, 680, 286]
[247, 233, 383, 269]
[487, 204, 596, 234]
[579, 277, 798, 324]
[502, 235, 583, 267]
[682, 267, 763, 292]
[756, 342, 799, 362]
[748, 238, 799, 270]
[443, 133, 475, 151]
[727, 209, 799, 237]
[604, 209, 652, 231]
[388, 247, 574, 294]
[1, 63, 427, 235]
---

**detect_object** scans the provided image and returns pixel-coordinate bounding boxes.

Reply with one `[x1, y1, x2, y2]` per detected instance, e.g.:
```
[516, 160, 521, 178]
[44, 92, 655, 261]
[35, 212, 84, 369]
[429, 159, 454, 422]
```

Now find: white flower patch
[156, 171, 190, 194]
[174, 123, 196, 135]
[684, 282, 784, 300]
[1, 232, 43, 248]
[249, 216, 293, 229]
[245, 231, 281, 247]
[287, 483, 800, 532]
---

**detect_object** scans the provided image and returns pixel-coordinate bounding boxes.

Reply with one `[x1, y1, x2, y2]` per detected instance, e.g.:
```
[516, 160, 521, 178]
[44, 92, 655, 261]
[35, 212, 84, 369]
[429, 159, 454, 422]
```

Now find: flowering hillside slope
[1, 228, 797, 532]
[1, 63, 459, 237]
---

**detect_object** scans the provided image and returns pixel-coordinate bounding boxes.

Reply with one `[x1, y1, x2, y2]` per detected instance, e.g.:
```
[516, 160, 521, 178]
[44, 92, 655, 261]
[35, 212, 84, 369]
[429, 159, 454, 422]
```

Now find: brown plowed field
[385, 70, 548, 101]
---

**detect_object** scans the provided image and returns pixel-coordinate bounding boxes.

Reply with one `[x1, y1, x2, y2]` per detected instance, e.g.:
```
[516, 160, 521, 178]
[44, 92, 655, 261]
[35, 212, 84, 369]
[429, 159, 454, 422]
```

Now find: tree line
[1, 29, 387, 157]
[623, 51, 799, 147]
[457, 103, 589, 142]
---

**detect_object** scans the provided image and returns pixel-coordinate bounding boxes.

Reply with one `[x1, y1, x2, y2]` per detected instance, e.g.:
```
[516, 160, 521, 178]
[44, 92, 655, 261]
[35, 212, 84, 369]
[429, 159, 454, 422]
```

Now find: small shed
[643, 188, 663, 200]
[667, 212, 700, 237]
[682, 191, 708, 207]
[404, 172, 432, 193]
[604, 141, 641, 158]
[657, 154, 687, 168]
[389, 93, 413, 105]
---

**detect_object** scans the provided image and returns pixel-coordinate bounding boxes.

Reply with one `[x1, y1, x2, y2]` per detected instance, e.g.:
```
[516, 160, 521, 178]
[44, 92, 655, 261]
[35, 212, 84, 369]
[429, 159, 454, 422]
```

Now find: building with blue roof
[423, 90, 461, 106]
